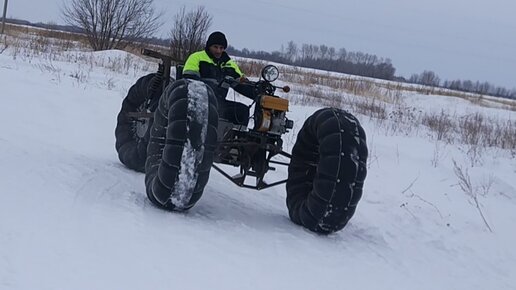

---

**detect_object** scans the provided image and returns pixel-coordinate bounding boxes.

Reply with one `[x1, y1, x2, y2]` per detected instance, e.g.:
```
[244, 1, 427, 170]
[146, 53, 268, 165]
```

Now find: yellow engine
[255, 96, 290, 133]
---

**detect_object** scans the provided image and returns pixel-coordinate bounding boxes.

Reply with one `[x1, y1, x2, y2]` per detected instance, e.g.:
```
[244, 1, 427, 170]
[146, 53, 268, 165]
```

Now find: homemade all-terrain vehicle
[115, 49, 368, 234]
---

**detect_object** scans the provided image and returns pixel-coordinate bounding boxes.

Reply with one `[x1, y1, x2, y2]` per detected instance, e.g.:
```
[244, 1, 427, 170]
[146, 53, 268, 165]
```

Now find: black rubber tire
[115, 73, 163, 172]
[286, 108, 368, 234]
[145, 79, 219, 210]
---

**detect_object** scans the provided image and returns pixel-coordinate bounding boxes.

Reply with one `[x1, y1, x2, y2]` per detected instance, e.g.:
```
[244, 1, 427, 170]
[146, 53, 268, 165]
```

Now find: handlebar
[141, 48, 182, 64]
[221, 76, 290, 94]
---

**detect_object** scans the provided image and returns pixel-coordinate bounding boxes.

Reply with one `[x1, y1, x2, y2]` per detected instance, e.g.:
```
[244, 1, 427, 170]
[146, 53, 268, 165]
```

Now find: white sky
[5, 0, 516, 88]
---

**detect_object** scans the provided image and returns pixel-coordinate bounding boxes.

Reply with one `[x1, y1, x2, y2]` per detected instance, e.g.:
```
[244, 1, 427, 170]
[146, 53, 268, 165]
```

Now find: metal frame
[212, 150, 291, 190]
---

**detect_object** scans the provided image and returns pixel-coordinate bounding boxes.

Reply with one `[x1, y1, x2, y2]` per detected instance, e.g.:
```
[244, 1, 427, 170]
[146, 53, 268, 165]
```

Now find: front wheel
[145, 79, 219, 210]
[286, 108, 368, 234]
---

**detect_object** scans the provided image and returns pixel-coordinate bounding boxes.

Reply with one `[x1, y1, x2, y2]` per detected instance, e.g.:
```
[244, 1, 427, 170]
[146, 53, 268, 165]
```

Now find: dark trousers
[219, 100, 249, 126]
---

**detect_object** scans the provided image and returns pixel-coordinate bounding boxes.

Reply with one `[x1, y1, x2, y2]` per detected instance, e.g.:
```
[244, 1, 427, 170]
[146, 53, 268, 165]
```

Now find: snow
[170, 80, 209, 208]
[1, 38, 516, 290]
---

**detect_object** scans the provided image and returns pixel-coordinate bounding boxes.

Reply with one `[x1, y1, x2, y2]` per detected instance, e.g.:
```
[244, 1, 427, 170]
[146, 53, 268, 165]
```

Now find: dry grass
[3, 23, 89, 50]
[281, 68, 386, 101]
[452, 160, 493, 232]
[273, 61, 514, 156]
[238, 59, 267, 78]
[0, 35, 8, 54]
[422, 110, 454, 142]
[353, 98, 388, 120]
[280, 64, 514, 157]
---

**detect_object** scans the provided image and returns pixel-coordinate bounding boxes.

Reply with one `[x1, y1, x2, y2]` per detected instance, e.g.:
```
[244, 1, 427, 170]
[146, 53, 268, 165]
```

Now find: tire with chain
[115, 73, 164, 172]
[286, 108, 368, 234]
[145, 79, 219, 210]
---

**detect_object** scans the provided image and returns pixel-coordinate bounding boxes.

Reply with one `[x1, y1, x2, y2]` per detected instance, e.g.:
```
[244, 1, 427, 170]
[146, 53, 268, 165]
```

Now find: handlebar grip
[141, 48, 166, 60]
[141, 48, 153, 56]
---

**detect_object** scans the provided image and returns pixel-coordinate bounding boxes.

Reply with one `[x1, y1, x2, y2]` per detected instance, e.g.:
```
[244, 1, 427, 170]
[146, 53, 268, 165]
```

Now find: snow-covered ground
[1, 40, 515, 290]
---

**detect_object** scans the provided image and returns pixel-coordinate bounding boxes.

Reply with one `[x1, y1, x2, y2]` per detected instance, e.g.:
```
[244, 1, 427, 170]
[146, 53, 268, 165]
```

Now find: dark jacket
[183, 50, 243, 81]
[182, 49, 250, 125]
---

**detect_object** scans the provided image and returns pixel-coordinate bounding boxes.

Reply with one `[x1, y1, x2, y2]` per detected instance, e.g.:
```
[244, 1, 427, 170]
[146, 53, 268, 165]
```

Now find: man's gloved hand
[220, 75, 235, 89]
[239, 75, 249, 83]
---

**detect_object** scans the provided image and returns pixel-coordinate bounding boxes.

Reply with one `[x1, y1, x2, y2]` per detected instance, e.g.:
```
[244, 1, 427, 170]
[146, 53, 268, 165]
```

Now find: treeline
[408, 70, 516, 100]
[227, 41, 396, 81]
[4, 17, 83, 34]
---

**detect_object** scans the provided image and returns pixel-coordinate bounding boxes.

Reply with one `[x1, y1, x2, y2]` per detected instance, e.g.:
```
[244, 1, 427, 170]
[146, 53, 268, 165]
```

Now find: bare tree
[328, 47, 336, 60]
[319, 44, 328, 59]
[61, 0, 162, 51]
[169, 6, 212, 62]
[410, 70, 440, 87]
[420, 70, 440, 86]
[311, 45, 320, 59]
[285, 40, 298, 62]
[300, 43, 311, 60]
[338, 48, 347, 60]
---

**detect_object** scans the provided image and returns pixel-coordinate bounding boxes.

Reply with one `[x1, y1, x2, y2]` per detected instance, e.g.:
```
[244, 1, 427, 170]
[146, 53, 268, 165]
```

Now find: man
[182, 31, 249, 125]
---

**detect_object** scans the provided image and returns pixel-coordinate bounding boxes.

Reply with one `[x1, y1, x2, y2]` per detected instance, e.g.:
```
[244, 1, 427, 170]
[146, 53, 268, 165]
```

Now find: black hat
[206, 31, 228, 49]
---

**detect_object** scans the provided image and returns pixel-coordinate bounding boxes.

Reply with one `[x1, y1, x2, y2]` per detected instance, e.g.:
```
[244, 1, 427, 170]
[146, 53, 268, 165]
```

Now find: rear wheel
[286, 108, 368, 234]
[145, 79, 219, 210]
[115, 73, 164, 172]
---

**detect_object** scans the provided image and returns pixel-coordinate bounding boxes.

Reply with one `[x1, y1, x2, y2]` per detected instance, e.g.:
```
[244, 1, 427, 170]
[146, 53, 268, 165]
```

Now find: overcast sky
[5, 0, 516, 88]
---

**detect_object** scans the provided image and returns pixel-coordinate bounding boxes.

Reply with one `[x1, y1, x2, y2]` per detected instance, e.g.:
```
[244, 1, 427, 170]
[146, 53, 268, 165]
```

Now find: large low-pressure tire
[115, 73, 164, 172]
[145, 79, 219, 210]
[286, 108, 368, 234]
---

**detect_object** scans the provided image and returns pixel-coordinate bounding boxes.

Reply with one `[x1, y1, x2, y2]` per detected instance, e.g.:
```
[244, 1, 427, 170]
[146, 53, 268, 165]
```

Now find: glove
[239, 75, 249, 83]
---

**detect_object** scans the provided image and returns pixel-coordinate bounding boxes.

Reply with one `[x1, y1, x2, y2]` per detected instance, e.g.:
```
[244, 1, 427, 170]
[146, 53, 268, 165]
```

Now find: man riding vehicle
[182, 31, 250, 126]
